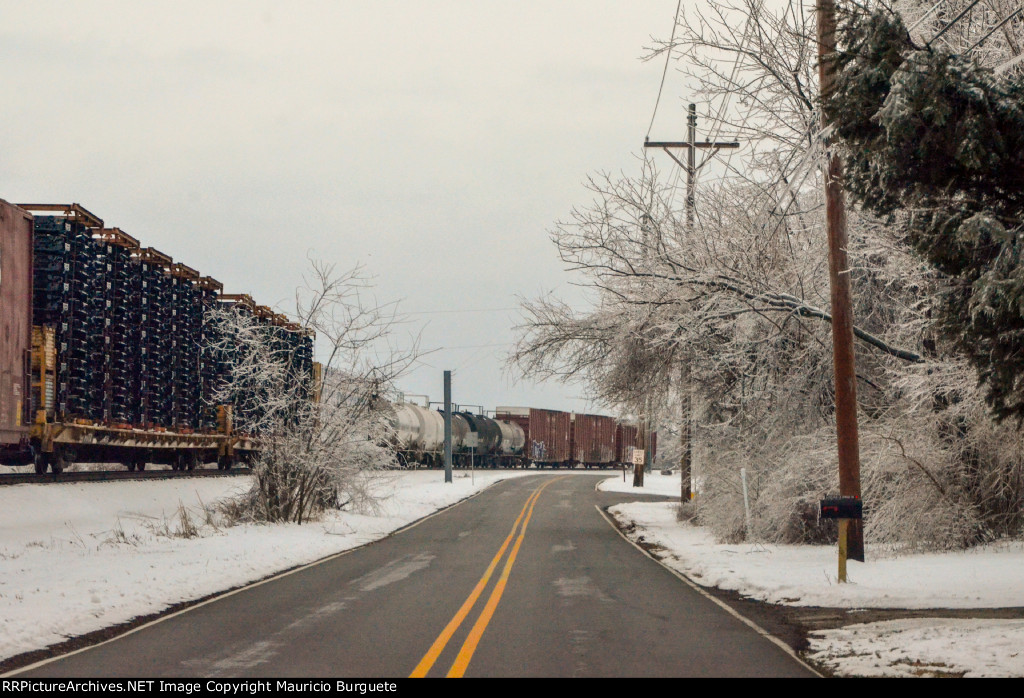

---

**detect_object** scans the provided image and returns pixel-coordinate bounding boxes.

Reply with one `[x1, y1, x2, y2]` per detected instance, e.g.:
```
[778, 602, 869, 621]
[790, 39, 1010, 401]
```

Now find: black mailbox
[819, 496, 863, 520]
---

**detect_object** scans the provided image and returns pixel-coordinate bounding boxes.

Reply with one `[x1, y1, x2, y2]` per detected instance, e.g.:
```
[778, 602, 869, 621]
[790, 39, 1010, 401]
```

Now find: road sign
[632, 449, 645, 466]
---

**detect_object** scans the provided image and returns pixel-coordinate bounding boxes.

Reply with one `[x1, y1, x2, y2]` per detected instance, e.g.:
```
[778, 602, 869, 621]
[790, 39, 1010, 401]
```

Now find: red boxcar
[0, 200, 33, 461]
[615, 422, 658, 465]
[496, 406, 571, 465]
[572, 413, 617, 467]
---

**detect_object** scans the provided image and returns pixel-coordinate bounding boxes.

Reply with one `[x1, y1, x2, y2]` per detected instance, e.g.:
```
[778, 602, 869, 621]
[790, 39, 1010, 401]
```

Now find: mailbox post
[819, 496, 863, 583]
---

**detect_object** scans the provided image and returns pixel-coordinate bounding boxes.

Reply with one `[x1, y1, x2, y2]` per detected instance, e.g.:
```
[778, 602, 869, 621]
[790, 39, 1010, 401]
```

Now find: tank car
[390, 401, 445, 467]
[456, 411, 526, 468]
[388, 402, 527, 468]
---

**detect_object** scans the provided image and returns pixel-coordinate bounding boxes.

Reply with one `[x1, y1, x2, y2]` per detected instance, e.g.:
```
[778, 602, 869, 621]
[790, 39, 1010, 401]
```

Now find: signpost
[631, 448, 645, 484]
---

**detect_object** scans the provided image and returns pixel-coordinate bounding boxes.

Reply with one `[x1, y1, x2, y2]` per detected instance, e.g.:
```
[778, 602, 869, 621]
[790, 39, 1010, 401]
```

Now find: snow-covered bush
[208, 262, 415, 524]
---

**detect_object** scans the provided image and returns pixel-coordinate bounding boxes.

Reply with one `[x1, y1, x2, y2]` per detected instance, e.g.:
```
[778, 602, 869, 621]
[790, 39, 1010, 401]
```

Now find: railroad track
[0, 467, 252, 486]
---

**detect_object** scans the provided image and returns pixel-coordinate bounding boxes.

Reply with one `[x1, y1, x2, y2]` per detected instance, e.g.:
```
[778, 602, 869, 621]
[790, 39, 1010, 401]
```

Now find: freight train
[389, 403, 655, 469]
[0, 199, 654, 474]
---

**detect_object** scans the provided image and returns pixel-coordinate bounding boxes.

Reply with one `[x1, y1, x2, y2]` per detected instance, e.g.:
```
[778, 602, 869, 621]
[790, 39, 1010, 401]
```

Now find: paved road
[16, 473, 815, 677]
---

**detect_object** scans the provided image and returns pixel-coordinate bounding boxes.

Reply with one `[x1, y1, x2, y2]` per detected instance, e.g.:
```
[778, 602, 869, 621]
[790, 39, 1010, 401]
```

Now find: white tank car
[391, 402, 446, 452]
[496, 419, 525, 454]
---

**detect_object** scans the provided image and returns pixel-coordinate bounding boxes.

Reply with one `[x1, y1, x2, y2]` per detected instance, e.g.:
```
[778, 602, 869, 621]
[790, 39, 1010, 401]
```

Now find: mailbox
[819, 496, 863, 520]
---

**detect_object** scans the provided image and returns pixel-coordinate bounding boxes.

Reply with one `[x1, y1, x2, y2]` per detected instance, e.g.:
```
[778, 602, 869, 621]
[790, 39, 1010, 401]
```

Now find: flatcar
[0, 199, 312, 473]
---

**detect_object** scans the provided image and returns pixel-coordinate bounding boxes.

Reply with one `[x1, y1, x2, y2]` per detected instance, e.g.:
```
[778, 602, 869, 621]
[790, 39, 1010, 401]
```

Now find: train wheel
[50, 449, 68, 474]
[137, 460, 147, 471]
[33, 451, 48, 474]
[186, 454, 198, 471]
[126, 461, 136, 472]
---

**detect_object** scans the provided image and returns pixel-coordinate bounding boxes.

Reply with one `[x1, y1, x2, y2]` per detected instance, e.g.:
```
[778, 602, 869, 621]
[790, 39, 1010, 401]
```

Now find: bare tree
[512, 0, 1024, 548]
[209, 261, 417, 524]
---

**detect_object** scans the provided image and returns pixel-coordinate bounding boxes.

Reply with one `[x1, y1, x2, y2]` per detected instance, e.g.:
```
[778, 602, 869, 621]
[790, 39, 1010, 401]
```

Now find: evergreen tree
[824, 8, 1024, 421]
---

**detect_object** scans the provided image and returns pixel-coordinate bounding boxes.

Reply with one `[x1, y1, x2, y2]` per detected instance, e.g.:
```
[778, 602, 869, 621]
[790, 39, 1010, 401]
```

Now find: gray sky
[1, 0, 689, 414]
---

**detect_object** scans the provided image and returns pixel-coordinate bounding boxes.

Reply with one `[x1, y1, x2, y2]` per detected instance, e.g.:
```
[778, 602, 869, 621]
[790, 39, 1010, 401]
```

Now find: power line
[926, 0, 985, 48]
[405, 306, 518, 316]
[908, 0, 949, 32]
[967, 6, 1023, 52]
[646, 0, 684, 139]
[439, 342, 510, 350]
[996, 51, 1024, 73]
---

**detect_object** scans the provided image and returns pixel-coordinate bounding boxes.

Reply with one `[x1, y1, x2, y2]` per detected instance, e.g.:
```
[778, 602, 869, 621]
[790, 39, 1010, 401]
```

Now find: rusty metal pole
[444, 370, 453, 483]
[817, 0, 864, 562]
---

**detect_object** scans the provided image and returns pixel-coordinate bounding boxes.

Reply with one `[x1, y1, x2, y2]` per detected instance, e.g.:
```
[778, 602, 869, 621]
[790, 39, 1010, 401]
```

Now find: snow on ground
[596, 468, 686, 498]
[603, 489, 1024, 678]
[806, 618, 1024, 678]
[0, 469, 544, 664]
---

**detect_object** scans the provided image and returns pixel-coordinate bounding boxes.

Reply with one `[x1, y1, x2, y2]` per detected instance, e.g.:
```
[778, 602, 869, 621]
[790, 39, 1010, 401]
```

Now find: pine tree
[825, 8, 1024, 421]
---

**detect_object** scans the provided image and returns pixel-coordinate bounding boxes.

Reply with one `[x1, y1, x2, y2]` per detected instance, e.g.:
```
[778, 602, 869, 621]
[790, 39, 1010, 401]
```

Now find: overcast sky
[1, 1, 693, 415]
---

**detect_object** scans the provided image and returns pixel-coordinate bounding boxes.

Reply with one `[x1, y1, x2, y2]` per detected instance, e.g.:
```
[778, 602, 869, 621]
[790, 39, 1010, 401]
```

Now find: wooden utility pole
[633, 416, 647, 487]
[680, 364, 692, 502]
[817, 0, 864, 562]
[644, 104, 738, 503]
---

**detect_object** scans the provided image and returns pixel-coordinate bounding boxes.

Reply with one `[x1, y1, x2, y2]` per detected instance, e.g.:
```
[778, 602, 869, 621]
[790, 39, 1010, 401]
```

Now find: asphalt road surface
[15, 473, 816, 678]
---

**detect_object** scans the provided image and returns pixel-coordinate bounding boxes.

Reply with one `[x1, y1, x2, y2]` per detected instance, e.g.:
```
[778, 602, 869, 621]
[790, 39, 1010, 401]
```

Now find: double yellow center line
[410, 476, 566, 678]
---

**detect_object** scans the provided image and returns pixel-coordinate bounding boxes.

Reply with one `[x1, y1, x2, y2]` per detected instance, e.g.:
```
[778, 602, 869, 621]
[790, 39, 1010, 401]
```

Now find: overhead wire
[908, 0, 950, 32]
[967, 6, 1023, 52]
[405, 307, 518, 316]
[646, 0, 685, 140]
[667, 5, 755, 214]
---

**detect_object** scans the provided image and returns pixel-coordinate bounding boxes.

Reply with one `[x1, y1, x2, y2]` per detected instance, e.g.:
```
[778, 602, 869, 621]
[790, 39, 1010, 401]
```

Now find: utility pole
[644, 103, 739, 504]
[633, 416, 647, 488]
[818, 0, 864, 563]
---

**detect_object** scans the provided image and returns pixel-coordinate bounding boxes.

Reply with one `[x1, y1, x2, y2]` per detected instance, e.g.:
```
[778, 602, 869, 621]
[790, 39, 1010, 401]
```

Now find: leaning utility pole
[818, 0, 864, 562]
[644, 104, 739, 504]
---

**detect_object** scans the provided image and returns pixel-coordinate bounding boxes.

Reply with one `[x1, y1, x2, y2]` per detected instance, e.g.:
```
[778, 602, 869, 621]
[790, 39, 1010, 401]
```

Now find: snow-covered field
[0, 469, 546, 665]
[598, 481, 1024, 678]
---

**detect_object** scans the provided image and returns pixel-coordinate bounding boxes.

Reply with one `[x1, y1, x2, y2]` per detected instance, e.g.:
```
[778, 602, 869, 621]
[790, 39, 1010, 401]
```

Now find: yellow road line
[409, 478, 555, 678]
[446, 476, 564, 678]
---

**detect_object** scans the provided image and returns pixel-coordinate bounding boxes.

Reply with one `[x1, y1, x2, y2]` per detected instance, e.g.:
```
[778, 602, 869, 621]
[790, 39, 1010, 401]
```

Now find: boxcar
[571, 413, 617, 468]
[0, 199, 34, 463]
[495, 406, 571, 467]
